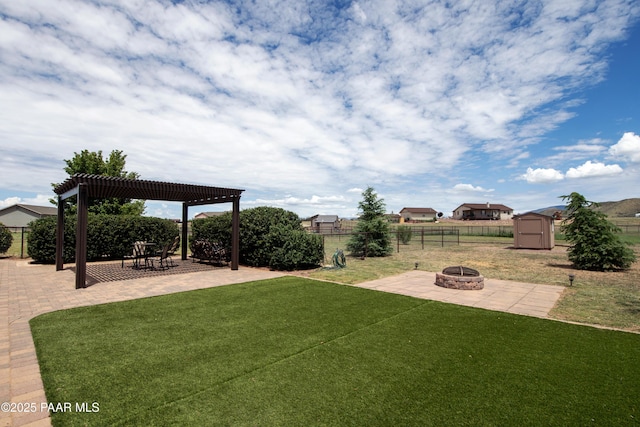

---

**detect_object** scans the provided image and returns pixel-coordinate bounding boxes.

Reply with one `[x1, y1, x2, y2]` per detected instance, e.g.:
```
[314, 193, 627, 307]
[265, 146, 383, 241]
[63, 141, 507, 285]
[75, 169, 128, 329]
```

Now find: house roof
[195, 211, 228, 218]
[54, 173, 244, 206]
[400, 207, 437, 214]
[0, 204, 58, 216]
[454, 203, 513, 211]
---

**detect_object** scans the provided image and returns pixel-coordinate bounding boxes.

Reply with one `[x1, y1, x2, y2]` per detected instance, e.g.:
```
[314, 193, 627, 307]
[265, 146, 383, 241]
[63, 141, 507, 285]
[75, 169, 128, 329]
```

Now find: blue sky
[1, 0, 639, 219]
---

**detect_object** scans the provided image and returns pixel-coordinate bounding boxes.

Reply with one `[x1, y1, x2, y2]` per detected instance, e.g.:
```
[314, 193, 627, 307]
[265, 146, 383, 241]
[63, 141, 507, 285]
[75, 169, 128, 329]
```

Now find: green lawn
[31, 277, 640, 426]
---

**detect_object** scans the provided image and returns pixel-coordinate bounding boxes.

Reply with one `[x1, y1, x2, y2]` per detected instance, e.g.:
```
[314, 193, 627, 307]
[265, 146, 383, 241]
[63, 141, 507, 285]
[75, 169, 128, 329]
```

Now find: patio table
[140, 242, 157, 269]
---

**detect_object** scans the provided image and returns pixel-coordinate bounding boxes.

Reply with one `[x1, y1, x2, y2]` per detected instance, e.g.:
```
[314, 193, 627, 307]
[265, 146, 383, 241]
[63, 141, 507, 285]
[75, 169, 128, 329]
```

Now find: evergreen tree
[561, 192, 636, 271]
[346, 187, 392, 257]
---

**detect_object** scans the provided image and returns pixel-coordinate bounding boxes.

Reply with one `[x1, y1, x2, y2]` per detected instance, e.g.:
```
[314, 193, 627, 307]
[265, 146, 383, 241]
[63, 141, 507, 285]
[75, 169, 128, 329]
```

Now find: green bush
[191, 207, 324, 270]
[27, 215, 179, 264]
[396, 225, 412, 244]
[268, 227, 324, 271]
[27, 216, 75, 263]
[0, 223, 13, 254]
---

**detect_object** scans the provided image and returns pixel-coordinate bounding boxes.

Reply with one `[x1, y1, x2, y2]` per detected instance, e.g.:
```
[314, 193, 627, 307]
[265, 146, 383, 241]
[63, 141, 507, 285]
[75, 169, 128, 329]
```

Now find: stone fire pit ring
[435, 266, 484, 290]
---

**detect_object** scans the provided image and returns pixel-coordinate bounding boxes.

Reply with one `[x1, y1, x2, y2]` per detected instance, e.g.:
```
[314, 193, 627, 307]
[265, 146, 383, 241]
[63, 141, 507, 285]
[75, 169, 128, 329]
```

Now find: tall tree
[52, 150, 146, 215]
[346, 187, 392, 257]
[560, 192, 636, 271]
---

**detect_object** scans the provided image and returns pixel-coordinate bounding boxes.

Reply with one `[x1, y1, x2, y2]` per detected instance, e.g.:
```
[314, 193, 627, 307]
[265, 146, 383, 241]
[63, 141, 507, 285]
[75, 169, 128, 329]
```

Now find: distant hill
[533, 198, 640, 218]
[532, 205, 566, 217]
[592, 198, 640, 218]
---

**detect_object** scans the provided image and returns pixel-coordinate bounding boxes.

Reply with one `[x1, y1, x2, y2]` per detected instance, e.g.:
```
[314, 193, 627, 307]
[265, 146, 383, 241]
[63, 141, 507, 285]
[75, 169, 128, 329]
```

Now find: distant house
[193, 211, 228, 220]
[453, 203, 514, 221]
[0, 204, 57, 227]
[399, 207, 438, 222]
[309, 215, 340, 233]
[385, 212, 402, 223]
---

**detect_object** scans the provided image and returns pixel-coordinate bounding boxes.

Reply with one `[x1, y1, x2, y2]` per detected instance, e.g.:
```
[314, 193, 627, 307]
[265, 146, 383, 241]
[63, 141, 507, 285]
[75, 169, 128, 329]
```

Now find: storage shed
[513, 212, 555, 249]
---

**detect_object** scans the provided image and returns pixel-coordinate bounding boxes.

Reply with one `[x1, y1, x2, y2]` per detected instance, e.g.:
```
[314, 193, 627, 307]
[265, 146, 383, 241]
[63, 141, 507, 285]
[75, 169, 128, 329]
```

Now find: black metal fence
[3, 226, 31, 258]
[320, 228, 460, 257]
[319, 225, 513, 238]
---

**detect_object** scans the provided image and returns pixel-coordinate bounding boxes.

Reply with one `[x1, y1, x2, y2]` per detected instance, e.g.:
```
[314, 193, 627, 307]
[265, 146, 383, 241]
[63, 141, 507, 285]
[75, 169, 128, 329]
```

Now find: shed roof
[54, 173, 243, 206]
[513, 211, 555, 219]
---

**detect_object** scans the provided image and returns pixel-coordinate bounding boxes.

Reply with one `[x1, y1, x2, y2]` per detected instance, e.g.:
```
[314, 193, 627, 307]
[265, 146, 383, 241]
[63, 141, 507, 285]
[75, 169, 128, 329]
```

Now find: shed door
[517, 218, 544, 248]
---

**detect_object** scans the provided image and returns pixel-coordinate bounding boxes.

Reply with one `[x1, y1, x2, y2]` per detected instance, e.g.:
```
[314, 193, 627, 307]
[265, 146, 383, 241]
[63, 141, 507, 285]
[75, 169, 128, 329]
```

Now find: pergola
[53, 174, 244, 289]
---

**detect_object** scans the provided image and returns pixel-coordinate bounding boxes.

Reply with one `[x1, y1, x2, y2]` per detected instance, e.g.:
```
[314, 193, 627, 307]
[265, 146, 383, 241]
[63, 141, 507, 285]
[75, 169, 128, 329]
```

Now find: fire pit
[435, 266, 484, 290]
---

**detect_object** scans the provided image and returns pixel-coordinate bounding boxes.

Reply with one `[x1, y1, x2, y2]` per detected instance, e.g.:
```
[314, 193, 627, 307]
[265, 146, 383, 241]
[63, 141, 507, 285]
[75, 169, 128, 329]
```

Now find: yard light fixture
[568, 274, 575, 286]
[415, 262, 419, 270]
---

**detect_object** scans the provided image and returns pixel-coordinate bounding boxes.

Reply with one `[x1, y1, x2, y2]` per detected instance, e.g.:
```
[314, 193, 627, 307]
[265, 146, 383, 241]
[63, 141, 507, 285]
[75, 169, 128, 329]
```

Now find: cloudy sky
[1, 0, 639, 219]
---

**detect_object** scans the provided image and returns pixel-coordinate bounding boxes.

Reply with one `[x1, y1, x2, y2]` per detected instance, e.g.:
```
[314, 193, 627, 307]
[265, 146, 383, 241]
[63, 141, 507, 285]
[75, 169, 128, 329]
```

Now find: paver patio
[355, 270, 565, 318]
[1, 259, 564, 426]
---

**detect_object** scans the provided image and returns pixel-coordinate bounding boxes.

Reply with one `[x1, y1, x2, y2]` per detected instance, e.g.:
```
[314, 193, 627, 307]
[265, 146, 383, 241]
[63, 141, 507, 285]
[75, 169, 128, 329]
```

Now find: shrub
[239, 207, 304, 267]
[268, 227, 324, 271]
[0, 223, 13, 254]
[396, 225, 412, 244]
[28, 216, 75, 263]
[191, 207, 324, 270]
[27, 215, 179, 264]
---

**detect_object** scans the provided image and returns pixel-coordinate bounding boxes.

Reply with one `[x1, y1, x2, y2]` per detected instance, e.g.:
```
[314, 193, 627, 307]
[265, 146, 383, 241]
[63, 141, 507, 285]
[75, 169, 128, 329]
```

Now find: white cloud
[0, 0, 638, 218]
[520, 167, 565, 184]
[0, 194, 52, 209]
[553, 139, 608, 154]
[0, 197, 22, 209]
[609, 132, 640, 162]
[451, 184, 495, 193]
[243, 194, 349, 214]
[565, 161, 623, 178]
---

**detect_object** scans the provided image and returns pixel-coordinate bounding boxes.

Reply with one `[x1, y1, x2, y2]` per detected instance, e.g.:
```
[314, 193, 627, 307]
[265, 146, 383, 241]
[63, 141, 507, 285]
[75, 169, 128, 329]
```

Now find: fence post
[396, 231, 400, 253]
[20, 227, 26, 258]
[421, 228, 424, 250]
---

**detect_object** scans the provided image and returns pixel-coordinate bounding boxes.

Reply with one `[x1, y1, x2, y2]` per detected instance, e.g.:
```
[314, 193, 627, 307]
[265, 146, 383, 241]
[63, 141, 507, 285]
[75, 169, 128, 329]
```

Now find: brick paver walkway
[0, 259, 565, 426]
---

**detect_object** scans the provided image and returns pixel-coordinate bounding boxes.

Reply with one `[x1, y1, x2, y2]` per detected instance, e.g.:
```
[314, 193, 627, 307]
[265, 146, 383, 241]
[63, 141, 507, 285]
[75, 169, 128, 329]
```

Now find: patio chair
[122, 241, 148, 269]
[153, 243, 175, 270]
[167, 235, 180, 256]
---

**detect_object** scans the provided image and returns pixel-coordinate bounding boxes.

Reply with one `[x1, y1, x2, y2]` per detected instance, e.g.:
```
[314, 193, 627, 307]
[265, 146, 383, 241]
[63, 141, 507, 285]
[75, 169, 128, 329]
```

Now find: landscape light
[568, 274, 575, 286]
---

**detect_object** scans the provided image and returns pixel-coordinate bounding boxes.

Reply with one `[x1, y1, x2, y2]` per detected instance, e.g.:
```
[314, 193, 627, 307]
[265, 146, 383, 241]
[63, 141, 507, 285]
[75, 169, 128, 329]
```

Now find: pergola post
[182, 203, 189, 261]
[56, 196, 64, 271]
[75, 183, 88, 289]
[231, 196, 240, 270]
